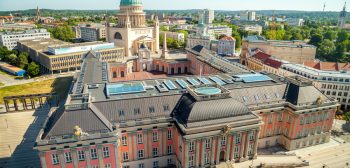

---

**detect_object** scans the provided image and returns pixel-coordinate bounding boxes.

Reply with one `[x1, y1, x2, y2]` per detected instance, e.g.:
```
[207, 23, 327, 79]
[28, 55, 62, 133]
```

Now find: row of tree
[47, 25, 76, 42]
[0, 47, 40, 77]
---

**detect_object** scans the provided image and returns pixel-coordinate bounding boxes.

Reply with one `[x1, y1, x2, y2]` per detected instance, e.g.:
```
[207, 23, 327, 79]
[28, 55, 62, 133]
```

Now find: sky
[0, 0, 347, 11]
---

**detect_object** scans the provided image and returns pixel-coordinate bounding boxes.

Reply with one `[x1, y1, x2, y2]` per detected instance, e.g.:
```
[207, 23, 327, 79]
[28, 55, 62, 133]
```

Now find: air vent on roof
[88, 84, 99, 89]
[155, 84, 169, 93]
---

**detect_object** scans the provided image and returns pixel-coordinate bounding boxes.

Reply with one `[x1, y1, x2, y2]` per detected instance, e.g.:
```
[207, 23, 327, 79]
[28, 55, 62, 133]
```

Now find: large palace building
[34, 45, 338, 168]
[107, 0, 160, 57]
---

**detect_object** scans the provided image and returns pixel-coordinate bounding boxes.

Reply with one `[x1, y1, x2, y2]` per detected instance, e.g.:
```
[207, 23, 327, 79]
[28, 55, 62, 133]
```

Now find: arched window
[121, 71, 125, 77]
[114, 32, 123, 40]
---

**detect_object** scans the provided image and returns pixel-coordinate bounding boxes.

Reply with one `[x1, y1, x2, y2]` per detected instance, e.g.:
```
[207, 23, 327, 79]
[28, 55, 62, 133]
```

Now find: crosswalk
[0, 107, 50, 168]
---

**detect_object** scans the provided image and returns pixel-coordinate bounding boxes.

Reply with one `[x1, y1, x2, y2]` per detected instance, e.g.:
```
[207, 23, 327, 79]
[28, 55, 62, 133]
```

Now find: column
[239, 132, 245, 162]
[253, 130, 259, 159]
[13, 99, 18, 111]
[58, 150, 66, 168]
[39, 151, 48, 168]
[114, 141, 120, 168]
[144, 130, 148, 158]
[163, 128, 167, 155]
[185, 141, 189, 168]
[4, 100, 10, 112]
[84, 147, 91, 168]
[133, 133, 138, 160]
[211, 137, 216, 165]
[39, 97, 43, 107]
[244, 132, 250, 159]
[22, 98, 27, 110]
[158, 129, 163, 156]
[71, 148, 78, 168]
[97, 145, 104, 168]
[201, 139, 205, 166]
[227, 134, 233, 161]
[195, 140, 200, 167]
[217, 136, 222, 163]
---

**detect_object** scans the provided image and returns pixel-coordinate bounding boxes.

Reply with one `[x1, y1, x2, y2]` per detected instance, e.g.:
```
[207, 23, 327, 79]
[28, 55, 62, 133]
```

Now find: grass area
[0, 76, 73, 104]
[0, 82, 4, 87]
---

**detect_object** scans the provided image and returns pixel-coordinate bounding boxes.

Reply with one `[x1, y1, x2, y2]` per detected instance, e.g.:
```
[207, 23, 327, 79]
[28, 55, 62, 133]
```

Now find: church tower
[339, 2, 347, 28]
[35, 6, 41, 22]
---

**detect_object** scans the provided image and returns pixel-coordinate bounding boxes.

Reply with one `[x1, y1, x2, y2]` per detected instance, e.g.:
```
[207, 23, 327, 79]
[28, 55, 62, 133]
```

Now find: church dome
[120, 0, 142, 6]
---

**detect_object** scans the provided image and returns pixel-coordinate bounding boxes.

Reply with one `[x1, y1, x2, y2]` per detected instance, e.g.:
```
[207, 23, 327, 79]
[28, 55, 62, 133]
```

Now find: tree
[337, 30, 349, 43]
[16, 53, 29, 69]
[232, 31, 241, 49]
[27, 62, 40, 77]
[323, 30, 337, 41]
[309, 33, 323, 47]
[317, 39, 336, 61]
[6, 54, 17, 65]
[344, 111, 350, 123]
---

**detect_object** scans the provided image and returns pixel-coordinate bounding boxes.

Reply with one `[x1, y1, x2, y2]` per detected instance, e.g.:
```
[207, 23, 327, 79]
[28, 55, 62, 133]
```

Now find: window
[300, 117, 304, 125]
[254, 95, 259, 101]
[119, 109, 125, 116]
[92, 165, 99, 168]
[103, 147, 110, 158]
[138, 150, 144, 159]
[78, 150, 85, 161]
[204, 153, 210, 165]
[167, 145, 172, 154]
[149, 106, 155, 113]
[123, 152, 129, 161]
[167, 158, 172, 165]
[152, 132, 158, 142]
[137, 134, 143, 144]
[189, 155, 194, 167]
[221, 136, 226, 146]
[242, 96, 248, 102]
[153, 147, 158, 157]
[122, 135, 128, 146]
[105, 163, 111, 168]
[205, 139, 211, 149]
[268, 115, 272, 124]
[249, 132, 254, 141]
[235, 134, 241, 144]
[139, 163, 144, 168]
[167, 129, 172, 140]
[64, 152, 72, 163]
[90, 148, 97, 159]
[163, 104, 169, 112]
[189, 141, 195, 152]
[134, 108, 141, 115]
[153, 161, 159, 168]
[52, 153, 60, 165]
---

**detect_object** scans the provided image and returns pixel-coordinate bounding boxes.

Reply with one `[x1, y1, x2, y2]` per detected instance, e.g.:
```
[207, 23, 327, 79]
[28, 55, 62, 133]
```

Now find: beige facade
[241, 36, 316, 65]
[17, 38, 124, 73]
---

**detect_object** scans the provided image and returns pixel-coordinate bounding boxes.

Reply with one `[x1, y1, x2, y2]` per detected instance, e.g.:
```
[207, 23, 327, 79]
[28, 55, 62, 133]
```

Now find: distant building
[0, 15, 14, 23]
[200, 9, 215, 24]
[38, 17, 55, 24]
[338, 2, 347, 28]
[160, 31, 185, 43]
[80, 24, 106, 42]
[239, 25, 263, 35]
[17, 38, 124, 74]
[240, 11, 256, 21]
[207, 25, 232, 37]
[240, 35, 316, 65]
[0, 23, 37, 31]
[286, 18, 304, 27]
[218, 35, 236, 56]
[0, 29, 50, 50]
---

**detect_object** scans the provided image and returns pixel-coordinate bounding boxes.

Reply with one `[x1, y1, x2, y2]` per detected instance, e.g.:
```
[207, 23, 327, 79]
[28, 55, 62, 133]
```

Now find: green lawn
[0, 76, 72, 104]
[0, 82, 4, 87]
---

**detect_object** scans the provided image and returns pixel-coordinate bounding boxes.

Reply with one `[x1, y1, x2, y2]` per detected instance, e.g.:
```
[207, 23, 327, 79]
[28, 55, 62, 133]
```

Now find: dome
[174, 94, 251, 125]
[120, 0, 142, 6]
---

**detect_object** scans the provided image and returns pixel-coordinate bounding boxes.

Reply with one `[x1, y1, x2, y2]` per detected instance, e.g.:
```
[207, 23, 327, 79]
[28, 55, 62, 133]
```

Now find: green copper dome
[120, 0, 142, 6]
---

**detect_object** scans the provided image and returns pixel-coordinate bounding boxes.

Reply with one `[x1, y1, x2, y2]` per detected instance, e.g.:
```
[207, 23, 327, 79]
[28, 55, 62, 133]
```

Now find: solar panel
[107, 82, 146, 95]
[164, 80, 177, 90]
[198, 77, 212, 84]
[176, 79, 189, 89]
[187, 78, 200, 86]
[209, 76, 226, 86]
[234, 74, 273, 83]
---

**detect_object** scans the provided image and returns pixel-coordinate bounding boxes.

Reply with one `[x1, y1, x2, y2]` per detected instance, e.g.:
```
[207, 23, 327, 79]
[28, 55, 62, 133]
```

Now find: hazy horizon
[0, 0, 347, 12]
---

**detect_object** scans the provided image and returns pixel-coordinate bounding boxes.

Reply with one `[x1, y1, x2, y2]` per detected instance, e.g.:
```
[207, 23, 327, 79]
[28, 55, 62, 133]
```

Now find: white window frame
[152, 132, 158, 142]
[78, 150, 85, 161]
[64, 152, 72, 163]
[137, 133, 143, 144]
[90, 148, 98, 159]
[52, 153, 60, 165]
[103, 146, 110, 158]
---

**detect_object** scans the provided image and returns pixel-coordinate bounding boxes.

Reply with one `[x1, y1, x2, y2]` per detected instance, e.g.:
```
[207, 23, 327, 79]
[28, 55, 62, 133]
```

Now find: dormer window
[134, 108, 141, 115]
[149, 106, 155, 113]
[118, 109, 125, 116]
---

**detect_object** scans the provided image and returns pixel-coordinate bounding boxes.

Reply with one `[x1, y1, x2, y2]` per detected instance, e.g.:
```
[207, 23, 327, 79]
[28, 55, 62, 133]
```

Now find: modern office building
[80, 24, 107, 42]
[240, 35, 316, 65]
[0, 23, 37, 31]
[106, 0, 160, 57]
[207, 25, 232, 37]
[17, 38, 124, 74]
[0, 29, 50, 50]
[240, 11, 256, 21]
[34, 49, 338, 168]
[199, 9, 215, 24]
